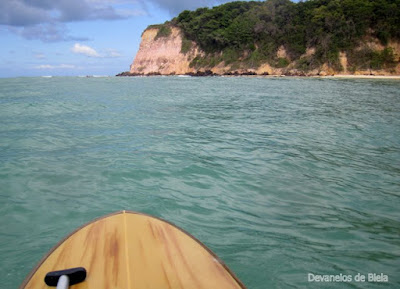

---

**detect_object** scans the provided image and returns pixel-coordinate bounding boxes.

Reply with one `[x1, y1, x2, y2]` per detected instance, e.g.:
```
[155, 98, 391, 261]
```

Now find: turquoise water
[0, 76, 399, 288]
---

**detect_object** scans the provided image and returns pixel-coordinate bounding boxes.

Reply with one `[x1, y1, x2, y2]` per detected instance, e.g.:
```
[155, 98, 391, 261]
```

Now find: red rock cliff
[129, 26, 400, 76]
[130, 27, 202, 75]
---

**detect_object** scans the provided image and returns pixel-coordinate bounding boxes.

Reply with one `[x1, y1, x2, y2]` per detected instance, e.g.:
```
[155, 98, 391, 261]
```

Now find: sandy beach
[325, 74, 400, 79]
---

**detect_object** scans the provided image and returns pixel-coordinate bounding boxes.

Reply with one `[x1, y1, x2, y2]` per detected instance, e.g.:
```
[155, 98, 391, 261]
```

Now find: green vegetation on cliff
[168, 0, 400, 72]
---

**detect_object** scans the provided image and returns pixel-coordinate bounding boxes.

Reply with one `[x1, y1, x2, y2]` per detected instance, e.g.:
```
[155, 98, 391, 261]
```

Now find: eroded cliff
[125, 25, 400, 76]
[129, 27, 201, 75]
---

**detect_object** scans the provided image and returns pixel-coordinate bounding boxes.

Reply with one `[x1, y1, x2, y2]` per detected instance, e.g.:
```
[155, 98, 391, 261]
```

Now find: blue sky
[0, 0, 298, 77]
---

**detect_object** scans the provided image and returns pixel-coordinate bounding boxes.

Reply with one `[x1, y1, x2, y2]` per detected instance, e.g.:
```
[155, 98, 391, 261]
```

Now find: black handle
[44, 267, 86, 286]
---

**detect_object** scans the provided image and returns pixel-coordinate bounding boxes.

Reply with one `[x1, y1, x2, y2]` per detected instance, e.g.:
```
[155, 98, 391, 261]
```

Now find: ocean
[0, 76, 399, 288]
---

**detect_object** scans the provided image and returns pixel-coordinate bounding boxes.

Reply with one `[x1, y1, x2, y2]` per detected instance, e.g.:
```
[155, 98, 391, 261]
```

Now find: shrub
[181, 38, 192, 54]
[154, 24, 172, 40]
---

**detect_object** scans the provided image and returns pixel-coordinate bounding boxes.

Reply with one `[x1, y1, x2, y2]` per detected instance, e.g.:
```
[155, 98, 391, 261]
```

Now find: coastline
[320, 74, 400, 79]
[116, 71, 400, 79]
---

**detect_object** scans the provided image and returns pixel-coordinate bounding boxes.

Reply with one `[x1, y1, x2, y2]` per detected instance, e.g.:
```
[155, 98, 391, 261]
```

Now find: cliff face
[129, 26, 400, 76]
[130, 27, 201, 75]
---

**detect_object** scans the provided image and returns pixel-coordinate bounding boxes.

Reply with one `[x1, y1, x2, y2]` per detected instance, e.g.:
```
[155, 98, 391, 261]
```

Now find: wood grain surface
[20, 211, 246, 289]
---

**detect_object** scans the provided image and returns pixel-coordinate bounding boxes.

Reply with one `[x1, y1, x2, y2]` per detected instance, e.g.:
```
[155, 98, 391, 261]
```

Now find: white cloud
[70, 44, 122, 58]
[2, 0, 238, 42]
[144, 0, 236, 16]
[71, 43, 100, 57]
[35, 64, 76, 69]
[34, 52, 46, 59]
[105, 49, 122, 57]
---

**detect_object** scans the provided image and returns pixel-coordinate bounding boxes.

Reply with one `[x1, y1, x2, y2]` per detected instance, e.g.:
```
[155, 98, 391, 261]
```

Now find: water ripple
[0, 77, 399, 288]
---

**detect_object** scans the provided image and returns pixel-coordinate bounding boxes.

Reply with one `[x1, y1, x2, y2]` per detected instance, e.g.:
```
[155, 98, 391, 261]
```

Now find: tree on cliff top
[168, 0, 400, 70]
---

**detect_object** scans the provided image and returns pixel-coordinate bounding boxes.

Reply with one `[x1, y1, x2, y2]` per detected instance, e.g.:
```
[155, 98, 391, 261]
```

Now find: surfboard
[20, 210, 246, 289]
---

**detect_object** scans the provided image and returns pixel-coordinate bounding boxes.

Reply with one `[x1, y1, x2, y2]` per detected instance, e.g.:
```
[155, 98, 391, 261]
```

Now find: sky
[0, 0, 297, 77]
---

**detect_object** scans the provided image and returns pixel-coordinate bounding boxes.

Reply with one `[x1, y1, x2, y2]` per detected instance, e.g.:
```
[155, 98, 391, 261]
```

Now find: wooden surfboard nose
[21, 211, 246, 289]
